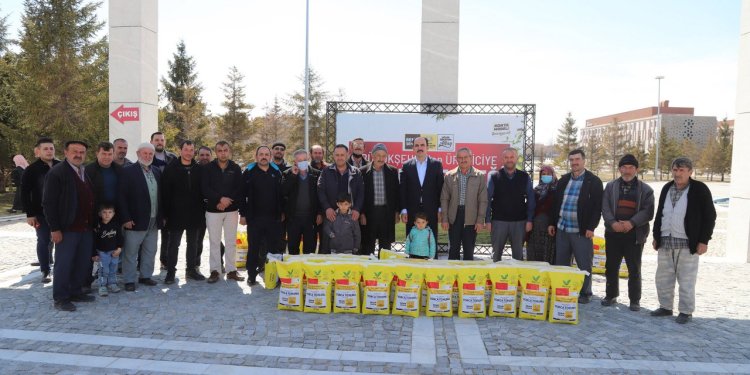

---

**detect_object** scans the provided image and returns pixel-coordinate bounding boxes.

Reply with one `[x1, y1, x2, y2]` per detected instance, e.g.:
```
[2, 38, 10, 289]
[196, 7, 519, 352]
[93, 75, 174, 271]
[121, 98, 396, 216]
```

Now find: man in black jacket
[650, 157, 716, 324]
[161, 141, 206, 283]
[43, 140, 97, 311]
[399, 137, 444, 257]
[202, 141, 245, 284]
[241, 146, 283, 285]
[22, 137, 59, 283]
[548, 149, 603, 304]
[318, 144, 365, 254]
[150, 132, 177, 271]
[360, 143, 400, 256]
[282, 149, 321, 255]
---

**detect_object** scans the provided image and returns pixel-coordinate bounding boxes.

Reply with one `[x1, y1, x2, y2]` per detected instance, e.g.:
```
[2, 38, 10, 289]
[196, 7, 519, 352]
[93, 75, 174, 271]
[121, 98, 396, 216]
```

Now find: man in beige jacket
[441, 147, 488, 260]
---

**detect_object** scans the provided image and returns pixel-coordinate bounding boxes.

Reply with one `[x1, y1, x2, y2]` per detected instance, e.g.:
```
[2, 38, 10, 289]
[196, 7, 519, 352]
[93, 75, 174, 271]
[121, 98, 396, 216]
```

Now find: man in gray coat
[600, 154, 654, 311]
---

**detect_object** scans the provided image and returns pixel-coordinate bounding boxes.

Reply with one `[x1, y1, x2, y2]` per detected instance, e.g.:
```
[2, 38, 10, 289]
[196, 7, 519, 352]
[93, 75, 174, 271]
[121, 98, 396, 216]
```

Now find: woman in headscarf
[526, 165, 557, 263]
[10, 154, 29, 213]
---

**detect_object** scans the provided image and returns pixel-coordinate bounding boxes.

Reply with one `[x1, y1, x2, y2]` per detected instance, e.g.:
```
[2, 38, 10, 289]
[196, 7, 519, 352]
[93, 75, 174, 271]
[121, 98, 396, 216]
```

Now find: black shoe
[578, 295, 591, 304]
[601, 297, 617, 306]
[160, 262, 167, 271]
[164, 274, 175, 285]
[629, 303, 641, 312]
[650, 307, 674, 317]
[70, 294, 95, 302]
[675, 313, 692, 324]
[186, 270, 206, 281]
[31, 262, 41, 267]
[125, 283, 136, 292]
[54, 300, 76, 312]
[41, 272, 51, 284]
[138, 278, 157, 286]
[81, 286, 93, 295]
[247, 278, 257, 286]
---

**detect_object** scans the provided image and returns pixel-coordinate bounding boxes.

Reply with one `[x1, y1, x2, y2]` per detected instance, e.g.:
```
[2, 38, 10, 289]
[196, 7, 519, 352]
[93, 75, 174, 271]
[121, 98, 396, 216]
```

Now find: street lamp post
[653, 75, 664, 180]
[303, 0, 310, 152]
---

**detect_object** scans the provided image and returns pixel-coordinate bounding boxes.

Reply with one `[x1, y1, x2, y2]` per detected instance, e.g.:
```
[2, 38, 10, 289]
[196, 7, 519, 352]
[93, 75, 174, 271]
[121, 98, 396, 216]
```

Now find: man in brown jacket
[441, 147, 488, 260]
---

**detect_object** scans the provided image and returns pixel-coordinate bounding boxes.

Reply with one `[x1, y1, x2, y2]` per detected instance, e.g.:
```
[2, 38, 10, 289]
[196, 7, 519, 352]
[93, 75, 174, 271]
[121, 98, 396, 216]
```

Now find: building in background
[582, 100, 717, 150]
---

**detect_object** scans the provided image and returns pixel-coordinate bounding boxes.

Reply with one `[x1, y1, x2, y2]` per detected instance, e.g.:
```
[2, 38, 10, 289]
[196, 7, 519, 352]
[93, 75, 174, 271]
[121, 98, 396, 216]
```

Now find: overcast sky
[2, 0, 742, 144]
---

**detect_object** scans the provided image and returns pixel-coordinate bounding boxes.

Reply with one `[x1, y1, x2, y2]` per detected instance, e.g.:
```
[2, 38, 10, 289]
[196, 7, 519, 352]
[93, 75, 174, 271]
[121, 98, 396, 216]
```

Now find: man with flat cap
[359, 143, 400, 256]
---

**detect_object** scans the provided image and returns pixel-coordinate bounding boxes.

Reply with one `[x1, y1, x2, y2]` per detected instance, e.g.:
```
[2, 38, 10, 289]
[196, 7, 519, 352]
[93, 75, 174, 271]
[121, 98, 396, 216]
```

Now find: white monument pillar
[727, 0, 750, 263]
[420, 0, 459, 103]
[108, 0, 158, 161]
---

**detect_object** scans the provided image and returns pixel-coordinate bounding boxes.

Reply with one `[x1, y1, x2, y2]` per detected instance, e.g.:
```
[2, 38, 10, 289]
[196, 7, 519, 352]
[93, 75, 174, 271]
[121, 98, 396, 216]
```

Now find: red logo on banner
[556, 288, 569, 296]
[110, 105, 140, 124]
[526, 283, 539, 291]
[365, 280, 377, 287]
[336, 279, 349, 286]
[427, 281, 439, 289]
[307, 278, 318, 285]
[495, 282, 508, 290]
[462, 283, 475, 290]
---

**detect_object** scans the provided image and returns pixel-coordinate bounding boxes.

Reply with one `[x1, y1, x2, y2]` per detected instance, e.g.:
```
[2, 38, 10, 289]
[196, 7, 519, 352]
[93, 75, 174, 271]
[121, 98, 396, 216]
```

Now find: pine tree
[602, 119, 628, 179]
[649, 127, 678, 180]
[717, 118, 733, 181]
[254, 97, 287, 149]
[554, 112, 579, 166]
[286, 68, 328, 151]
[160, 41, 209, 149]
[0, 9, 9, 53]
[217, 66, 254, 163]
[14, 0, 108, 157]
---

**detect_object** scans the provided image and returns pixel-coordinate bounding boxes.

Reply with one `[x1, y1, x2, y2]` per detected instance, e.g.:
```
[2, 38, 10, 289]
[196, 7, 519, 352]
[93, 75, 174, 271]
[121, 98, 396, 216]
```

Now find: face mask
[541, 175, 553, 184]
[297, 161, 309, 170]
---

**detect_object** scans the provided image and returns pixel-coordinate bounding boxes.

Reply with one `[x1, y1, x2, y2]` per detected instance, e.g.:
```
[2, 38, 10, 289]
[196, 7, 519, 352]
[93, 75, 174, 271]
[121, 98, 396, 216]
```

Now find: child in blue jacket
[404, 212, 435, 259]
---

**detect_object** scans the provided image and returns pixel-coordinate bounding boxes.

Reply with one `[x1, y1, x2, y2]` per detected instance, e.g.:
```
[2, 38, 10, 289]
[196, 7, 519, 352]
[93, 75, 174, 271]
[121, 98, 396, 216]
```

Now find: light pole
[653, 75, 664, 180]
[303, 0, 310, 152]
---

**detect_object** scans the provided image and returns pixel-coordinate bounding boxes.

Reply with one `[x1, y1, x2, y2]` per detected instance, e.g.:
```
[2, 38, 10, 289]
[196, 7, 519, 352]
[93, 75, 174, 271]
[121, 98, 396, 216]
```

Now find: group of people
[18, 134, 715, 324]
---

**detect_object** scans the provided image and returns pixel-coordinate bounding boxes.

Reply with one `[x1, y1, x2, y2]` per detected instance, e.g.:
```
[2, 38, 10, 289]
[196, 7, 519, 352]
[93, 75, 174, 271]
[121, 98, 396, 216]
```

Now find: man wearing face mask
[118, 143, 164, 292]
[240, 146, 283, 285]
[347, 138, 370, 169]
[282, 149, 322, 255]
[601, 154, 654, 311]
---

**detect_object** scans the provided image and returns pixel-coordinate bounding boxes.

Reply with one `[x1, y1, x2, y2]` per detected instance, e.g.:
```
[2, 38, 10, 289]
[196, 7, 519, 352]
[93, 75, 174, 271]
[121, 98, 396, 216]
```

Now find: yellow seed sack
[302, 262, 334, 314]
[457, 267, 487, 318]
[331, 262, 363, 314]
[518, 266, 550, 321]
[619, 258, 629, 278]
[392, 266, 425, 318]
[277, 261, 304, 312]
[487, 266, 519, 318]
[547, 268, 586, 324]
[362, 263, 392, 315]
[379, 249, 408, 260]
[423, 267, 453, 317]
[264, 259, 279, 289]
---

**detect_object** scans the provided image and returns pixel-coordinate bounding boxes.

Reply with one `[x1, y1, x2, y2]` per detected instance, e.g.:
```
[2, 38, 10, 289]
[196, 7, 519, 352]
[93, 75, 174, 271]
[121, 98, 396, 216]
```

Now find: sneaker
[578, 295, 592, 304]
[186, 270, 206, 281]
[207, 271, 220, 284]
[600, 297, 617, 306]
[226, 271, 245, 282]
[98, 286, 109, 296]
[124, 283, 136, 292]
[70, 294, 95, 302]
[41, 271, 51, 284]
[650, 307, 674, 317]
[54, 300, 76, 312]
[629, 303, 641, 312]
[108, 284, 121, 293]
[675, 313, 692, 324]
[138, 278, 157, 286]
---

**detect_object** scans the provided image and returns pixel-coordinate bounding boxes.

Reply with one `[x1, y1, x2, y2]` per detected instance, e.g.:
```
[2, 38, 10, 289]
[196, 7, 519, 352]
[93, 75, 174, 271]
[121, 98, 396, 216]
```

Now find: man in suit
[399, 136, 444, 257]
[43, 140, 96, 311]
[119, 143, 163, 292]
[360, 143, 400, 256]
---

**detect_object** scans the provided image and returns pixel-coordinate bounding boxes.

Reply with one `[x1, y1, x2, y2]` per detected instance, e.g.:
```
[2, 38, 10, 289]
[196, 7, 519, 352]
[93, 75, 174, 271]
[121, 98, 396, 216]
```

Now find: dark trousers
[604, 231, 643, 303]
[405, 207, 439, 259]
[448, 207, 477, 260]
[247, 217, 281, 280]
[196, 225, 224, 269]
[52, 231, 93, 302]
[555, 231, 594, 297]
[167, 228, 201, 274]
[159, 228, 169, 265]
[287, 215, 317, 254]
[34, 214, 53, 273]
[362, 206, 393, 256]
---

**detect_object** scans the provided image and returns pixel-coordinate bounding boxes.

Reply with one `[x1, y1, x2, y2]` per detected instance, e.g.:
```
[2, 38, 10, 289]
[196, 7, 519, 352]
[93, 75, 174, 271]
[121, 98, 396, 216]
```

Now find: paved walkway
[1, 219, 749, 374]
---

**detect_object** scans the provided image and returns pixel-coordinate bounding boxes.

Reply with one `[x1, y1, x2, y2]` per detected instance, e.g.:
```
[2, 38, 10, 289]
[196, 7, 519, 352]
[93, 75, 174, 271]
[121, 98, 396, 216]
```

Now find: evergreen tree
[217, 66, 254, 162]
[14, 0, 108, 157]
[583, 134, 605, 176]
[554, 112, 578, 166]
[717, 118, 733, 181]
[602, 119, 628, 179]
[254, 97, 287, 150]
[649, 127, 678, 180]
[160, 40, 209, 149]
[286, 68, 328, 151]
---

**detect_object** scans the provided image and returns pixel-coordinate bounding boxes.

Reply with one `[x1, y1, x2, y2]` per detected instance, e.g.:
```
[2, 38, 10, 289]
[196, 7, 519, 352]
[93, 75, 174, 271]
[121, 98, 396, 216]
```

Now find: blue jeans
[97, 250, 119, 286]
[34, 214, 53, 273]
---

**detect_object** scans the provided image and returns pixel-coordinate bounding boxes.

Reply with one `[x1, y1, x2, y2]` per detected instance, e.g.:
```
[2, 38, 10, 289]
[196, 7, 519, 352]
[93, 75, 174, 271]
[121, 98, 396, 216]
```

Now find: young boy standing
[405, 212, 436, 259]
[323, 193, 361, 254]
[92, 204, 123, 296]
